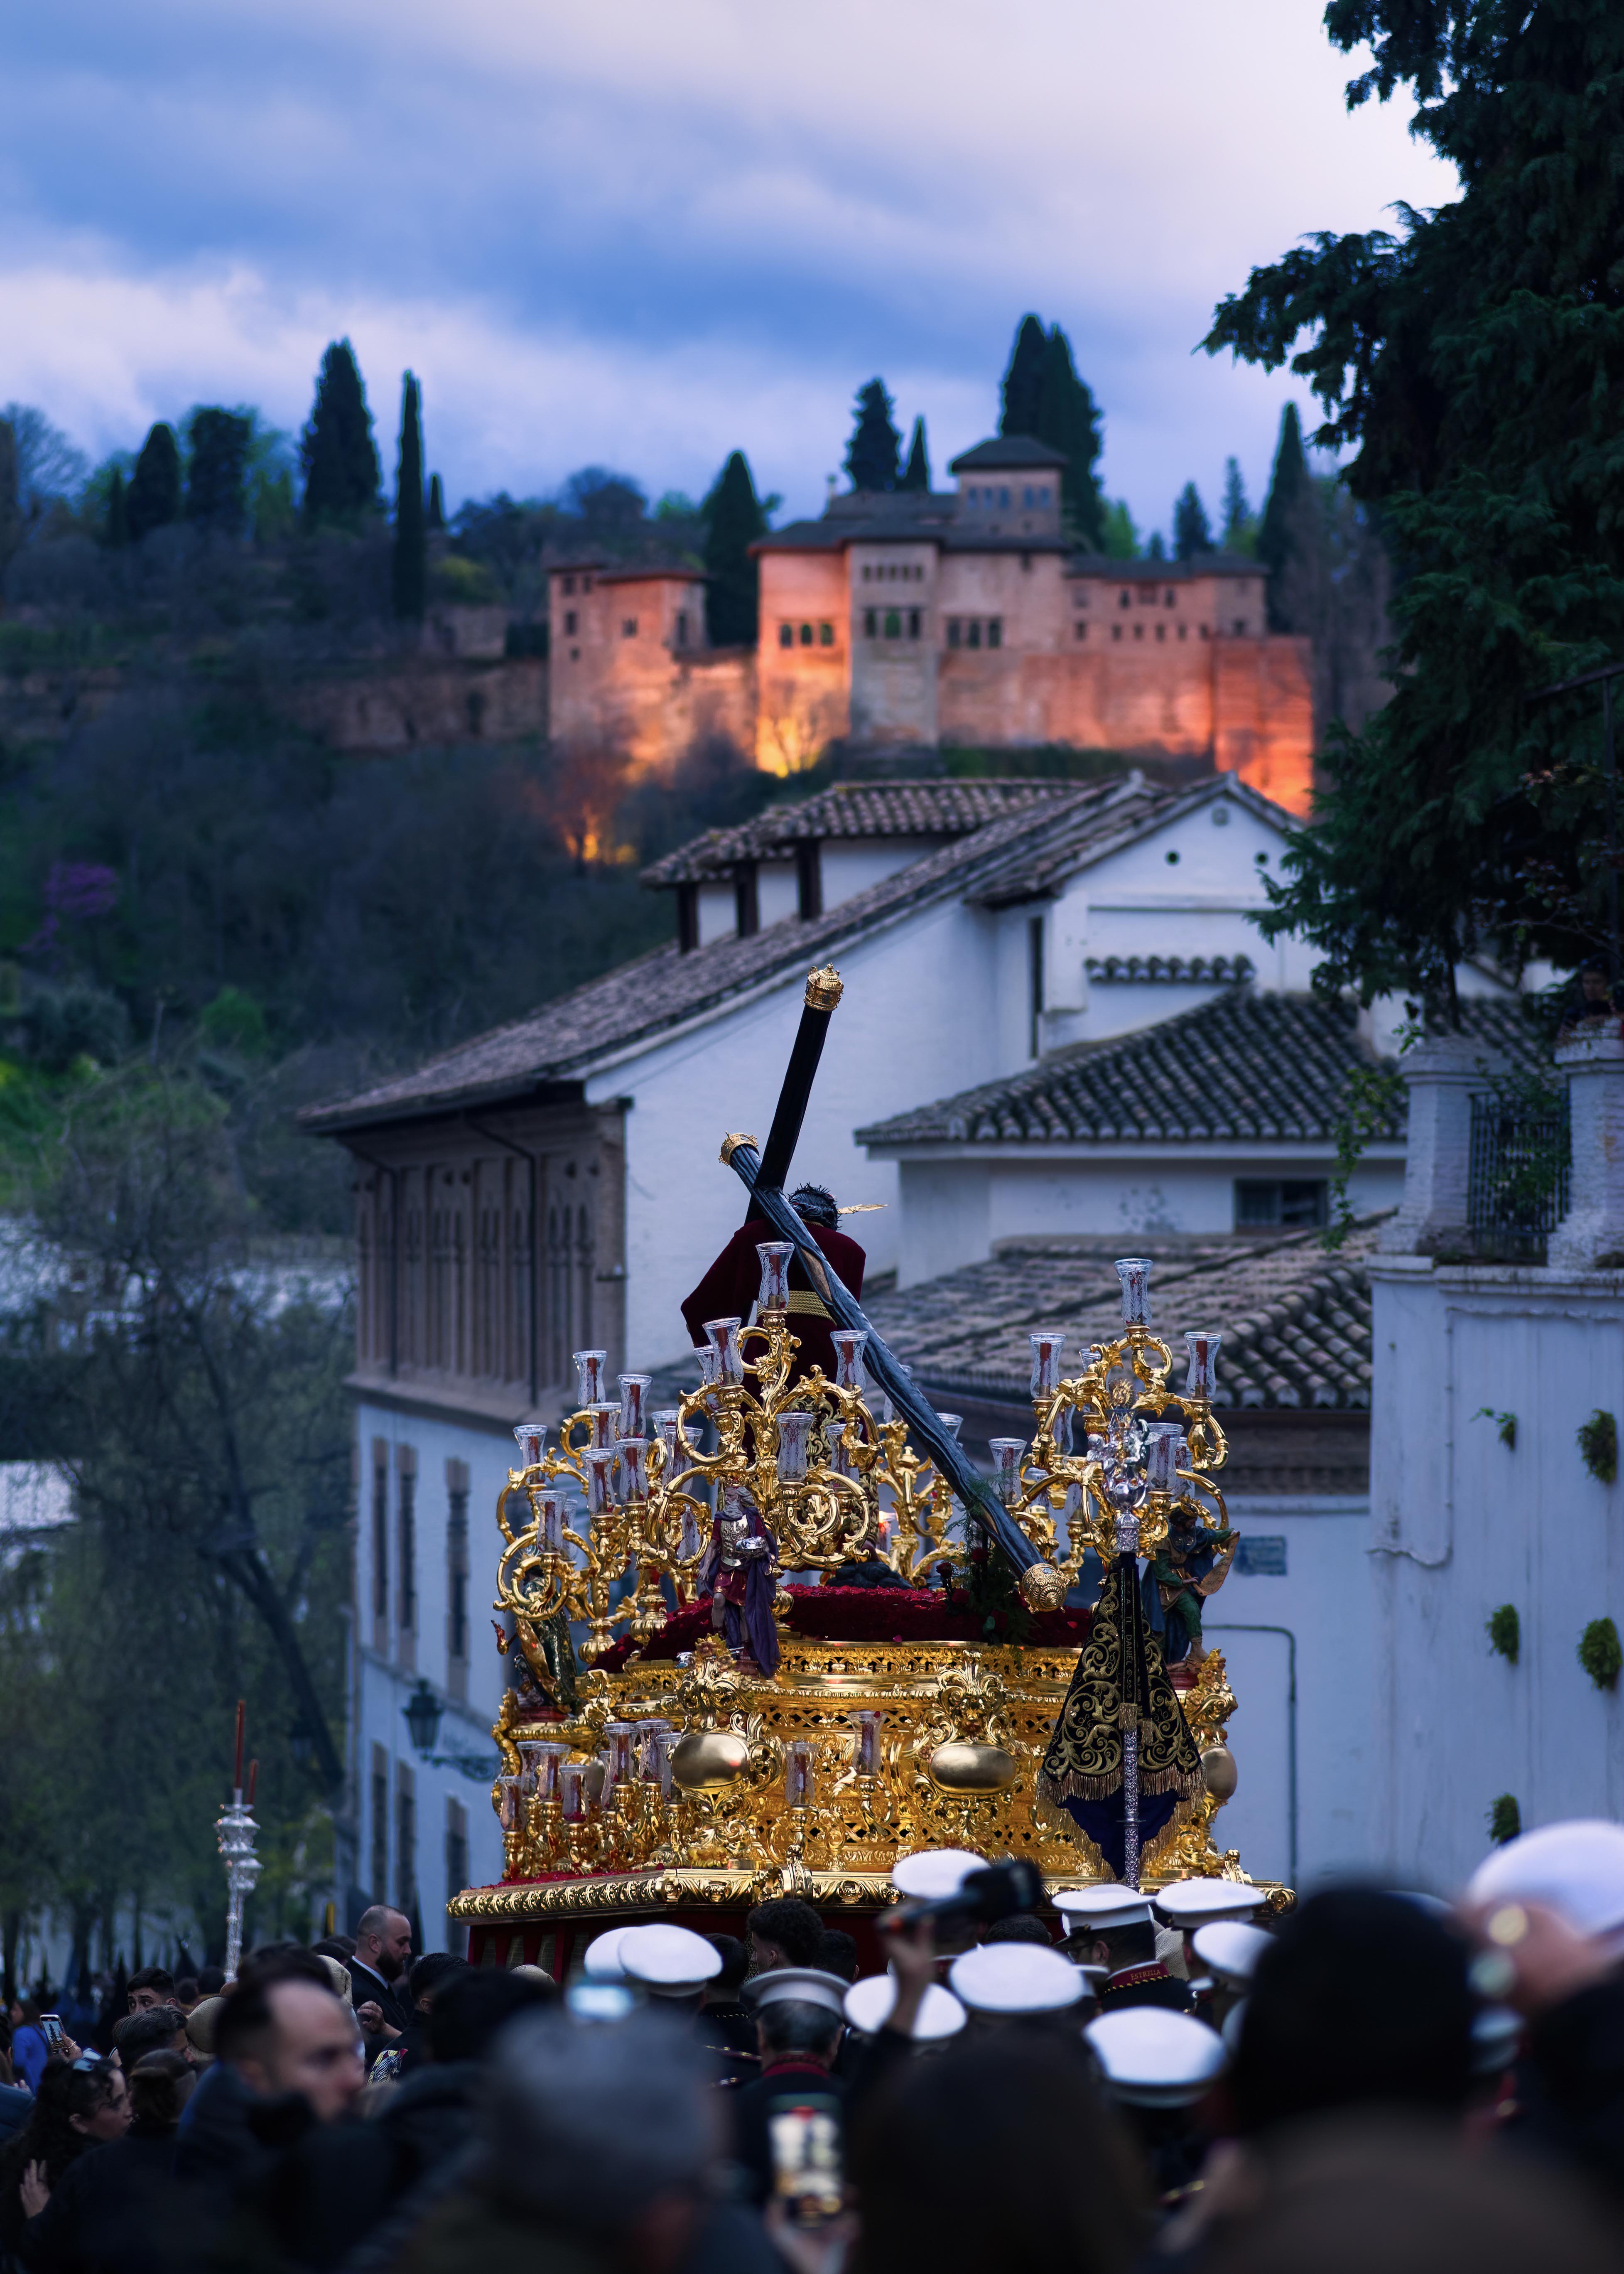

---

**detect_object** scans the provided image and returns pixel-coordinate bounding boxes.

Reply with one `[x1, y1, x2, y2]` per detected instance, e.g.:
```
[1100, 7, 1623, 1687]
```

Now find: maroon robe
[681, 1218, 866, 1385]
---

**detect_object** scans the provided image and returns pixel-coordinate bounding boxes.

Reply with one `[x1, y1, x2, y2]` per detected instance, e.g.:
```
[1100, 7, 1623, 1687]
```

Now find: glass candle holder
[574, 1349, 607, 1407]
[559, 1763, 591, 1822]
[850, 1710, 885, 1776]
[1185, 1331, 1222, 1401]
[989, 1437, 1027, 1505]
[519, 1741, 569, 1804]
[694, 1342, 721, 1387]
[584, 1448, 616, 1515]
[619, 1437, 649, 1503]
[756, 1241, 795, 1315]
[1115, 1258, 1153, 1328]
[777, 1410, 814, 1482]
[496, 1773, 524, 1833]
[785, 1739, 814, 1809]
[1144, 1422, 1182, 1493]
[937, 1412, 963, 1443]
[679, 1502, 702, 1559]
[704, 1316, 745, 1386]
[1029, 1331, 1067, 1399]
[653, 1730, 681, 1799]
[635, 1719, 672, 1779]
[653, 1409, 681, 1470]
[618, 1373, 651, 1441]
[831, 1328, 868, 1389]
[536, 1488, 565, 1553]
[828, 1421, 855, 1478]
[586, 1403, 617, 1451]
[512, 1421, 547, 1469]
[602, 1723, 636, 1792]
[1050, 1402, 1074, 1454]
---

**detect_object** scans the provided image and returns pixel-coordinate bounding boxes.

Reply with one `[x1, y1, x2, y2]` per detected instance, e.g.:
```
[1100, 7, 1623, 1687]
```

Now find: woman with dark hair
[0, 2057, 129, 2259]
[14, 2053, 188, 2273]
[844, 2033, 1148, 2274]
[8, 2003, 54, 2095]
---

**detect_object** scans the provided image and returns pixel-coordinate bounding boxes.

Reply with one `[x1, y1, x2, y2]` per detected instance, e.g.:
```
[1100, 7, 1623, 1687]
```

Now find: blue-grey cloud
[0, 0, 1455, 530]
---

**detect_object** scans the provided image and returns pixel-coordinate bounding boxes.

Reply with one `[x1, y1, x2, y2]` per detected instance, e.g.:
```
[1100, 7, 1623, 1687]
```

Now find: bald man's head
[220, 1978, 365, 2123]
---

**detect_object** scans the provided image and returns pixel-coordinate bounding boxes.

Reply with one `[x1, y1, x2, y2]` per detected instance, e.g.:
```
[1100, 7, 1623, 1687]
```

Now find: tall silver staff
[216, 1701, 262, 1982]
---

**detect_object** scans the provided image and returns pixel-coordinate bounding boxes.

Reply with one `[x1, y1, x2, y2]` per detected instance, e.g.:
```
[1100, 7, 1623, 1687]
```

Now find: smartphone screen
[767, 2100, 843, 2226]
[39, 2014, 64, 2046]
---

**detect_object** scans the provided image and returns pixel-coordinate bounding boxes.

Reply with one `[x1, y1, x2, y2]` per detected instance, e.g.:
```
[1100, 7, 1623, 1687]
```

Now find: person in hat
[945, 1943, 1087, 2043]
[1056, 1888, 1193, 2015]
[1462, 1819, 1624, 2204]
[1086, 2007, 1227, 2204]
[730, 1921, 935, 2208]
[1155, 1879, 1271, 1994]
[616, 1926, 754, 2087]
[1190, 1921, 1271, 2033]
[680, 1185, 866, 1389]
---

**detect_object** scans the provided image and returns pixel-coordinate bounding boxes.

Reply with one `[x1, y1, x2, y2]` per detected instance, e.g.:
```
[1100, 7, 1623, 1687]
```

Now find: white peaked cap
[616, 1924, 723, 1996]
[1191, 1921, 1272, 1987]
[741, 1967, 851, 2019]
[844, 1973, 967, 2041]
[1086, 2009, 1227, 2107]
[948, 1942, 1083, 2014]
[582, 1925, 635, 1981]
[1155, 1878, 1270, 1926]
[1054, 1884, 1155, 1929]
[1466, 1819, 1624, 1947]
[892, 1849, 986, 1899]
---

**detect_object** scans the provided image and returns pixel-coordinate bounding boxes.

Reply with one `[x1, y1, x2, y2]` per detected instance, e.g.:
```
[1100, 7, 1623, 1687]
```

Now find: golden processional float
[449, 968, 1287, 1974]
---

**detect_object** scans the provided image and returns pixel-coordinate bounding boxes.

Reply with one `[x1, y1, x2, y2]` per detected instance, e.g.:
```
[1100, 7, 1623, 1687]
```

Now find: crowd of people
[0, 1820, 1617, 2274]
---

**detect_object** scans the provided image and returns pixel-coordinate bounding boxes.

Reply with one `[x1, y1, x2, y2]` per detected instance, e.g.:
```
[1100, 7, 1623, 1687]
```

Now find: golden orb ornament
[928, 1739, 1020, 1794]
[1200, 1743, 1238, 1801]
[670, 1729, 751, 1792]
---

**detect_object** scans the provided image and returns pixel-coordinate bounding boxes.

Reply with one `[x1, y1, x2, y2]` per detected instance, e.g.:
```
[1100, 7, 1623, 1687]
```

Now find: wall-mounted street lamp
[402, 1679, 498, 1781]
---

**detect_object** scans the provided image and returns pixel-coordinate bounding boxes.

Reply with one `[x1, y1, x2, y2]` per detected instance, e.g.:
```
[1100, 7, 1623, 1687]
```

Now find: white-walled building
[303, 769, 1550, 1922]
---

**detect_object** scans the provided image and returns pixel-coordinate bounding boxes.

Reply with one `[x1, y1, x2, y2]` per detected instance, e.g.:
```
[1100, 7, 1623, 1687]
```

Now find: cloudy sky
[0, 0, 1455, 536]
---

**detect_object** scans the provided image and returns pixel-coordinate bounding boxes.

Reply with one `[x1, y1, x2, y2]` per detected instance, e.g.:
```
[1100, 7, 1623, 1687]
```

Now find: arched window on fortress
[778, 623, 794, 648]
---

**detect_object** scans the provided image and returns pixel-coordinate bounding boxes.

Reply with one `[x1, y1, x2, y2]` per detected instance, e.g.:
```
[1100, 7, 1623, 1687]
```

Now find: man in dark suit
[681, 1183, 865, 1387]
[1056, 1888, 1193, 2015]
[346, 1906, 414, 2051]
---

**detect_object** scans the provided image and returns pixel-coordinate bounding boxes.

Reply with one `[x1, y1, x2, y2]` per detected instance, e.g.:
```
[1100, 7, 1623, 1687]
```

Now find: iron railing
[1468, 1091, 1571, 1256]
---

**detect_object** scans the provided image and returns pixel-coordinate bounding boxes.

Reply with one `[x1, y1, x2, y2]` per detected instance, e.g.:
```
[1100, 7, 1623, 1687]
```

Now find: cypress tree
[844, 381, 901, 492]
[1173, 481, 1215, 559]
[900, 417, 930, 491]
[0, 421, 19, 566]
[299, 340, 380, 527]
[126, 422, 182, 542]
[1034, 325, 1105, 548]
[185, 408, 251, 532]
[1257, 404, 1324, 634]
[105, 467, 129, 548]
[703, 450, 766, 647]
[427, 472, 445, 529]
[1000, 314, 1047, 436]
[1220, 457, 1256, 553]
[392, 372, 427, 620]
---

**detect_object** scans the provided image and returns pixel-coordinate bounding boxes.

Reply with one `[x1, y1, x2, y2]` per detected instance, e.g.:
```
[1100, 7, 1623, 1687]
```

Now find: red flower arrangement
[589, 1584, 1090, 1671]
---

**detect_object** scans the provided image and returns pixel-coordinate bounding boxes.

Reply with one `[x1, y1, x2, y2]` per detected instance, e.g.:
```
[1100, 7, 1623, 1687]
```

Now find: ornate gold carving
[1020, 1561, 1066, 1611]
[719, 1132, 759, 1165]
[804, 964, 844, 1012]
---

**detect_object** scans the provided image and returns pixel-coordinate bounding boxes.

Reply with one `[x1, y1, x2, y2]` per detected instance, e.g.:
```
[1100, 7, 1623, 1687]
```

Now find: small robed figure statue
[697, 1482, 781, 1675]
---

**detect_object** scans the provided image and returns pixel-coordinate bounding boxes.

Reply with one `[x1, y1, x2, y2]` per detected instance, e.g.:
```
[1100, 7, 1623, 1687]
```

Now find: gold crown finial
[719, 1132, 758, 1166]
[805, 964, 844, 1012]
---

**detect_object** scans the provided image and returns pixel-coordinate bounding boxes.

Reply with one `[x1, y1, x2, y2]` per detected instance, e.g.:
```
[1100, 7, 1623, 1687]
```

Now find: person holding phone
[7, 2002, 80, 2094]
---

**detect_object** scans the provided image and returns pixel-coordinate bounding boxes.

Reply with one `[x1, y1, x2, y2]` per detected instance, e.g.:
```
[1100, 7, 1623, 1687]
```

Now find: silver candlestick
[216, 1793, 262, 1982]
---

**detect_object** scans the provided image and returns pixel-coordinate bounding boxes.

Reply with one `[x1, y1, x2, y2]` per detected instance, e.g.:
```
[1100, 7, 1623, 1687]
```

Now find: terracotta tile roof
[641, 778, 1084, 887]
[857, 992, 1548, 1148]
[302, 776, 1176, 1133]
[1085, 953, 1256, 985]
[863, 1222, 1389, 1410]
[948, 436, 1070, 471]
